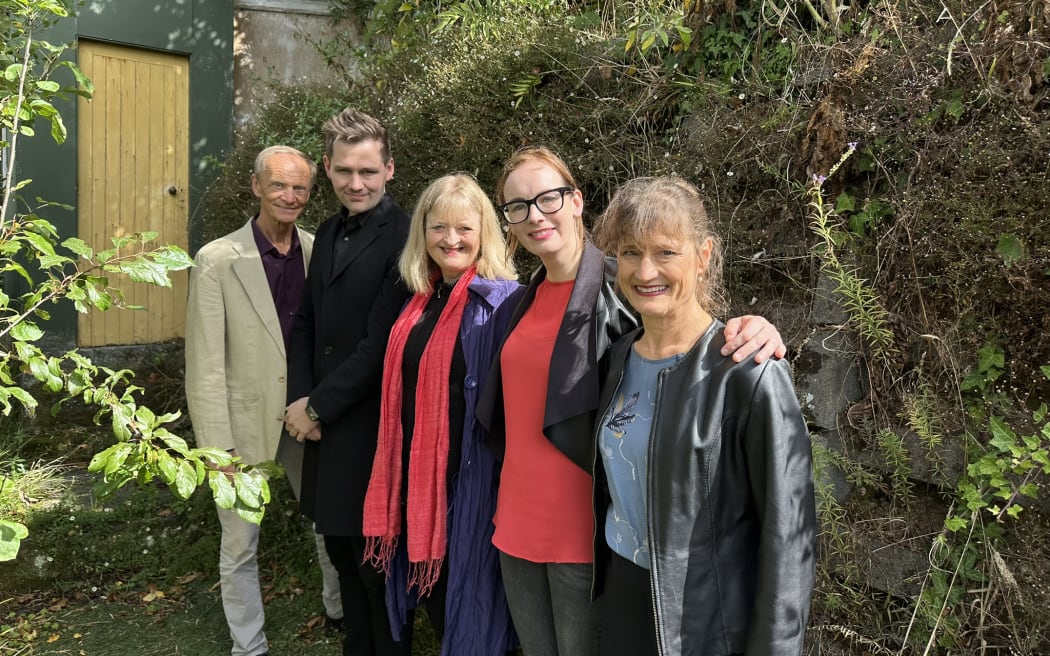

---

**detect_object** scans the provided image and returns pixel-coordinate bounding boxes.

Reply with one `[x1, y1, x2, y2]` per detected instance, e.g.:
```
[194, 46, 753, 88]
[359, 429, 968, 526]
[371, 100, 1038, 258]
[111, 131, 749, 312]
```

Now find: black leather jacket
[593, 322, 817, 656]
[477, 241, 637, 471]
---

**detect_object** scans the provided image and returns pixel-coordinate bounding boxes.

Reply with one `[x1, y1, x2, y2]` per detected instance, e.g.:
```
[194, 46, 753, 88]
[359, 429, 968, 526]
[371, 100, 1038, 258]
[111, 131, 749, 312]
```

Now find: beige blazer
[185, 219, 314, 467]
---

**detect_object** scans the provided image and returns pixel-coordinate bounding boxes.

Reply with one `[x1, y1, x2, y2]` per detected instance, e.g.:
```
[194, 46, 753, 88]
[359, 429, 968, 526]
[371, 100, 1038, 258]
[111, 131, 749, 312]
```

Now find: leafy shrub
[210, 0, 1050, 650]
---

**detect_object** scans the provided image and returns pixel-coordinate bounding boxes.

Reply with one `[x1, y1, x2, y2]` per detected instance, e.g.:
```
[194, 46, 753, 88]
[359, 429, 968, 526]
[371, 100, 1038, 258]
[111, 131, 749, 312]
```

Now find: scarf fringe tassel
[409, 557, 444, 597]
[363, 535, 397, 576]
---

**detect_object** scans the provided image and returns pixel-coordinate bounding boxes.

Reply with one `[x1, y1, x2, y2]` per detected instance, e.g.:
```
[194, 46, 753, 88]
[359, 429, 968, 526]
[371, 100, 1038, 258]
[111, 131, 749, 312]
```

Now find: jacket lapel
[544, 242, 605, 427]
[495, 243, 604, 429]
[299, 226, 314, 267]
[326, 198, 390, 283]
[230, 221, 286, 356]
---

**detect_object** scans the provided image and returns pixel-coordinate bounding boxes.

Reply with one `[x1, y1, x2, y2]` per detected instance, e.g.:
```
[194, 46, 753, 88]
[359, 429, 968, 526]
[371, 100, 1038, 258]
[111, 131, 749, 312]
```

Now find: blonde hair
[321, 107, 391, 162]
[494, 145, 586, 260]
[595, 176, 726, 314]
[400, 174, 517, 293]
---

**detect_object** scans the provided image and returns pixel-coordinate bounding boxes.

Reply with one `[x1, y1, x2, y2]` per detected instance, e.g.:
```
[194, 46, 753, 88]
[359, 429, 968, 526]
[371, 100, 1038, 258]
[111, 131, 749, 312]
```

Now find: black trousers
[599, 551, 659, 656]
[324, 534, 413, 656]
[419, 561, 449, 643]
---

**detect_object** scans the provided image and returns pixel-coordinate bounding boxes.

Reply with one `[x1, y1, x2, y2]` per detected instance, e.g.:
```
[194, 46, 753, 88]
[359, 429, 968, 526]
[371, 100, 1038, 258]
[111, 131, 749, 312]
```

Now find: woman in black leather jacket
[475, 148, 790, 656]
[592, 177, 817, 656]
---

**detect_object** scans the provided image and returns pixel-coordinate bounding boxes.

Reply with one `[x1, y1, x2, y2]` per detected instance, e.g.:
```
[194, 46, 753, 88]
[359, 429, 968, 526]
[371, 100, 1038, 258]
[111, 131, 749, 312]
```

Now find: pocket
[227, 390, 260, 407]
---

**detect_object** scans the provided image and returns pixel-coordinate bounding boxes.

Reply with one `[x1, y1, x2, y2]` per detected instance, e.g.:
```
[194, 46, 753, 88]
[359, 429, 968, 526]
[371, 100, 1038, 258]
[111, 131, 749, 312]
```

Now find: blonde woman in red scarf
[362, 174, 522, 656]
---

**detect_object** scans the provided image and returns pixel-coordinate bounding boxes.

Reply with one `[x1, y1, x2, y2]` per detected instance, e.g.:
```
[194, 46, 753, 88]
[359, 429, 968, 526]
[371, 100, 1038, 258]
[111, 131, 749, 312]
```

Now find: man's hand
[285, 397, 320, 443]
[721, 315, 787, 363]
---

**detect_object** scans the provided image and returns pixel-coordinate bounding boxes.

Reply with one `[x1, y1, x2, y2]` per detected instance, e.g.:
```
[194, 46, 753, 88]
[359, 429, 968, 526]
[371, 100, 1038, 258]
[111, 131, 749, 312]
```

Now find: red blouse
[492, 278, 595, 563]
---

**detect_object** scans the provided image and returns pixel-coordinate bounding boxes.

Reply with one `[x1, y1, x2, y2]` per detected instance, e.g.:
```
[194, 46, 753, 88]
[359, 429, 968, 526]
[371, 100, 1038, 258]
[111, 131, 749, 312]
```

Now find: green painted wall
[16, 0, 233, 349]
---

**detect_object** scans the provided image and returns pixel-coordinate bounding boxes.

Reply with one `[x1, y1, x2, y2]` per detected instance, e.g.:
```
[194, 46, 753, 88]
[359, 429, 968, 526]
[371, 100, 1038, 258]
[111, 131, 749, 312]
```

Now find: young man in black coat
[284, 108, 412, 656]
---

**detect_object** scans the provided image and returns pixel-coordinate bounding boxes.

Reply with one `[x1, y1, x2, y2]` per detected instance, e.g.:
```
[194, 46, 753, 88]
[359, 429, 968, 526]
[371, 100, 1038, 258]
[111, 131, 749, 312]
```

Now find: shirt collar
[339, 193, 391, 232]
[250, 215, 300, 257]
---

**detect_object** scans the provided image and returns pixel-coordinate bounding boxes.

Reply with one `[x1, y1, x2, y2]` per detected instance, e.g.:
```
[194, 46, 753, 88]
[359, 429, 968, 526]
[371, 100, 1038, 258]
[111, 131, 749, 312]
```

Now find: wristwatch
[305, 402, 320, 422]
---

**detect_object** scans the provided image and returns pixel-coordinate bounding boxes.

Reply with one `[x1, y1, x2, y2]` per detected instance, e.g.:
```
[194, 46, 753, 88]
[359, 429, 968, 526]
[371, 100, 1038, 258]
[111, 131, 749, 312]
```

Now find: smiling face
[501, 162, 584, 267]
[323, 138, 394, 216]
[425, 210, 482, 282]
[616, 234, 712, 322]
[596, 176, 726, 319]
[251, 152, 312, 229]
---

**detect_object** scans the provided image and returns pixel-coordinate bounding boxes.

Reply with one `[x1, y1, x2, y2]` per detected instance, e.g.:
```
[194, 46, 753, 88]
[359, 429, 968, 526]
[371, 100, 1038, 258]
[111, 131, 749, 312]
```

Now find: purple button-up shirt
[251, 217, 305, 349]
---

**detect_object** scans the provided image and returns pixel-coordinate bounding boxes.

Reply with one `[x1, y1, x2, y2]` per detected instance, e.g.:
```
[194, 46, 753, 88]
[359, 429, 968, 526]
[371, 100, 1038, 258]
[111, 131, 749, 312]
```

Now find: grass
[0, 442, 442, 655]
[4, 580, 343, 655]
[0, 457, 69, 523]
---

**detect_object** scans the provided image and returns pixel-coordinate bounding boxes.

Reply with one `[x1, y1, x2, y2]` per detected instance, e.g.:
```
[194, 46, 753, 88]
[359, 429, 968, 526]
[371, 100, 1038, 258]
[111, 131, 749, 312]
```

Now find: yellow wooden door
[77, 40, 189, 346]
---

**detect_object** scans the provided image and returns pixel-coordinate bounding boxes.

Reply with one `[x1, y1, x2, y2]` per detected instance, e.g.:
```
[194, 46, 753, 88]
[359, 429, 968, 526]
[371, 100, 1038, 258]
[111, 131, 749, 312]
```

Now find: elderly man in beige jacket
[185, 145, 342, 656]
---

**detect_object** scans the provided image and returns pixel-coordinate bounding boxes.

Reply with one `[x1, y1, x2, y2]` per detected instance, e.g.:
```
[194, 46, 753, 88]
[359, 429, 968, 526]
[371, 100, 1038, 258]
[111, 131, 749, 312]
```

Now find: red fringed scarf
[362, 267, 476, 596]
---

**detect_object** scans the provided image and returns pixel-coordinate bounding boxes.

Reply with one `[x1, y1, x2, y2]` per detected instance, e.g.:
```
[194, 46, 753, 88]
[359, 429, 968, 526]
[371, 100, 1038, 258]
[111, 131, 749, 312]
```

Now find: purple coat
[386, 275, 522, 655]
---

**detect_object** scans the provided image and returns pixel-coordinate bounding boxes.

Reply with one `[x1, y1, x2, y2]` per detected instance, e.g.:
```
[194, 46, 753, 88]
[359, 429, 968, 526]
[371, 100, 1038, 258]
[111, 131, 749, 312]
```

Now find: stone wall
[796, 273, 966, 597]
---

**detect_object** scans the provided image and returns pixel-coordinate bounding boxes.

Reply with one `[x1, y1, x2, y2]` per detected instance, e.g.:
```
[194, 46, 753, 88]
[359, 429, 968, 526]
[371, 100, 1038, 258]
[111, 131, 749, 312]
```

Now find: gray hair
[253, 145, 317, 183]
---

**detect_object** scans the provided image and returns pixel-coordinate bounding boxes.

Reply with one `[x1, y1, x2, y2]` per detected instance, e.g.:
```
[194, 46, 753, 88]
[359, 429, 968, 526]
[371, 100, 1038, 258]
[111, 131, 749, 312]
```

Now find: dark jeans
[498, 551, 597, 656]
[323, 534, 412, 656]
[598, 551, 658, 656]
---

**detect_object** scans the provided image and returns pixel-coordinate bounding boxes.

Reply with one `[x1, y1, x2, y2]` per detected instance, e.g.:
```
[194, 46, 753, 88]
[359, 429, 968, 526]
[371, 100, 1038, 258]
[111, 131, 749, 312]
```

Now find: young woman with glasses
[476, 146, 787, 656]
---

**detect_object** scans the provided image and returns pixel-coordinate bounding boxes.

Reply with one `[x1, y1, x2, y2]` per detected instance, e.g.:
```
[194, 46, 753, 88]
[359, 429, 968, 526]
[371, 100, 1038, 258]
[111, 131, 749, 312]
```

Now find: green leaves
[86, 412, 270, 522]
[987, 416, 1017, 455]
[172, 459, 199, 499]
[0, 5, 88, 145]
[948, 378, 1050, 532]
[0, 518, 29, 561]
[833, 191, 893, 238]
[233, 471, 270, 523]
[10, 320, 43, 341]
[624, 10, 691, 56]
[3, 63, 25, 81]
[962, 340, 1005, 401]
[944, 515, 968, 532]
[55, 58, 93, 98]
[0, 224, 193, 326]
[995, 233, 1025, 267]
[509, 72, 543, 109]
[978, 342, 1005, 375]
[0, 385, 38, 416]
[149, 245, 194, 271]
[115, 256, 176, 287]
[208, 467, 270, 523]
[0, 0, 271, 559]
[91, 234, 195, 289]
[209, 470, 237, 507]
[809, 146, 897, 362]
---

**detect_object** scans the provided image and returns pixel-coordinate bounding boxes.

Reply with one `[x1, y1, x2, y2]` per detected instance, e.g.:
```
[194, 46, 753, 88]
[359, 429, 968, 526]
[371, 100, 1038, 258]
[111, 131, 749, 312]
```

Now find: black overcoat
[287, 194, 411, 535]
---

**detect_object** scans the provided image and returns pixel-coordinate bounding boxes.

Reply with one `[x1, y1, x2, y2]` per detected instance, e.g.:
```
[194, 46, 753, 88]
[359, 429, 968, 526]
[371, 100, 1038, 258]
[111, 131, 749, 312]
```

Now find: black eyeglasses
[498, 187, 575, 224]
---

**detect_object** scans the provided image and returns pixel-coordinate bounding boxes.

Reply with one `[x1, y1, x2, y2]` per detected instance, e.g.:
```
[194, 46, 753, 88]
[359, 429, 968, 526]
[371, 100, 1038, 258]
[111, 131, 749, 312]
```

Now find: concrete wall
[233, 0, 353, 129]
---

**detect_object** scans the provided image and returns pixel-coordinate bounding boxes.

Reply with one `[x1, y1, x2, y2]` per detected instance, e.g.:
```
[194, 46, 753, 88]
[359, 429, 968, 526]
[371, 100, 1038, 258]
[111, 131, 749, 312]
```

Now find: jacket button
[323, 346, 334, 355]
[464, 375, 478, 390]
